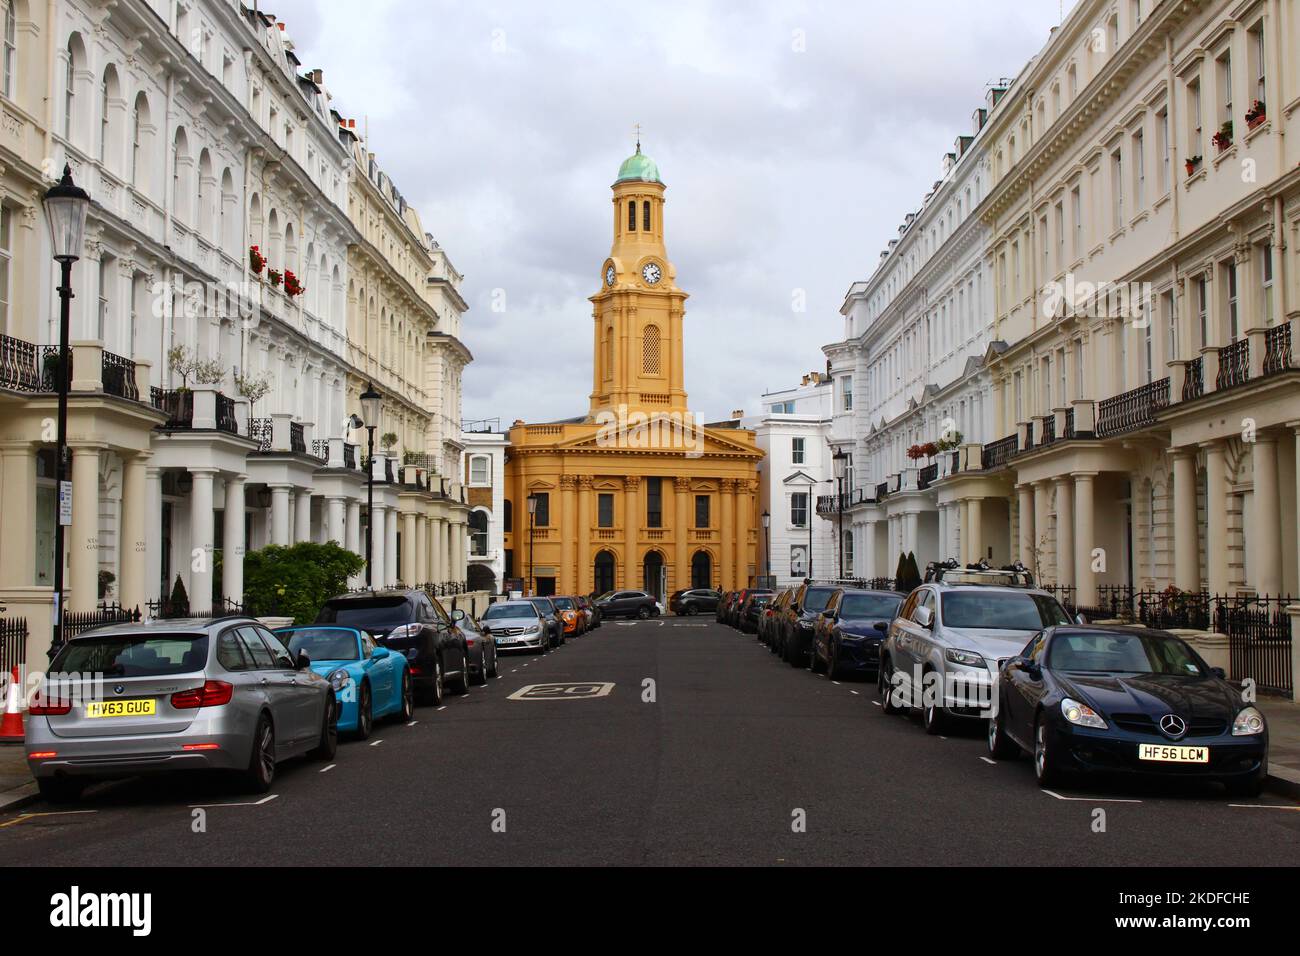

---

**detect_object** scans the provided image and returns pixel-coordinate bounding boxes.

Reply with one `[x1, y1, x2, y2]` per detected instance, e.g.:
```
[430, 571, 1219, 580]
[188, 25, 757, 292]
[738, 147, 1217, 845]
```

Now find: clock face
[641, 262, 662, 285]
[605, 265, 616, 286]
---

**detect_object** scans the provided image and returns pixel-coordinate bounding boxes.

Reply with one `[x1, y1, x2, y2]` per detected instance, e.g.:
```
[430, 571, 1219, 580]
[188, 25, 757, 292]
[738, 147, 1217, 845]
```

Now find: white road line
[871, 700, 881, 707]
[189, 794, 278, 809]
[850, 690, 860, 696]
[406, 720, 418, 727]
[319, 764, 336, 773]
[437, 705, 447, 711]
[979, 757, 996, 765]
[369, 739, 383, 746]
[831, 681, 841, 686]
[1227, 803, 1300, 811]
[1042, 789, 1142, 803]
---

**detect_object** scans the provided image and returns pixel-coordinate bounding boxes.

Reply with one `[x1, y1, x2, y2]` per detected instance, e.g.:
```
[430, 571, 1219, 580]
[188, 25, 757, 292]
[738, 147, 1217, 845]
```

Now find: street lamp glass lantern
[43, 165, 91, 263]
[760, 510, 770, 530]
[359, 382, 383, 428]
[526, 493, 539, 516]
[832, 447, 848, 481]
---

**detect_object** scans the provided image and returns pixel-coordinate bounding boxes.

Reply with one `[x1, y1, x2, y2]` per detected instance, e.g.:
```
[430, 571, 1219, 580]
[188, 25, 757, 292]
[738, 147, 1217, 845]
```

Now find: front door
[643, 552, 665, 602]
[593, 551, 615, 596]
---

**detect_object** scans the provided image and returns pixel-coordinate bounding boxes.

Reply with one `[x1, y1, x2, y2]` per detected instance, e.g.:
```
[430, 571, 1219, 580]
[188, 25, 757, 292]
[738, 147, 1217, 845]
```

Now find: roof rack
[924, 558, 1036, 588]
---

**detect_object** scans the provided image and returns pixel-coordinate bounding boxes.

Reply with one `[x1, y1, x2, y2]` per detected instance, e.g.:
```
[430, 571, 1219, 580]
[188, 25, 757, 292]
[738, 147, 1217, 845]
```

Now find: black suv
[527, 596, 566, 648]
[317, 589, 469, 705]
[778, 582, 839, 666]
[595, 589, 660, 619]
[669, 588, 721, 616]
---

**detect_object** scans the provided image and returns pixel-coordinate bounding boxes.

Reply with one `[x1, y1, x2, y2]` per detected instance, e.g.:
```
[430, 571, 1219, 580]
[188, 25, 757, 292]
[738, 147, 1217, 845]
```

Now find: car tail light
[409, 665, 423, 676]
[29, 699, 72, 716]
[170, 680, 234, 709]
[388, 623, 423, 641]
[28, 751, 57, 759]
[465, 636, 476, 647]
[181, 743, 220, 751]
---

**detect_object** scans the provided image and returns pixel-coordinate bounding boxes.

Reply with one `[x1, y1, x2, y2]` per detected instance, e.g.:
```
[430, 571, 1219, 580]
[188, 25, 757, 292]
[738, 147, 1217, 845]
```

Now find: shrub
[242, 541, 365, 625]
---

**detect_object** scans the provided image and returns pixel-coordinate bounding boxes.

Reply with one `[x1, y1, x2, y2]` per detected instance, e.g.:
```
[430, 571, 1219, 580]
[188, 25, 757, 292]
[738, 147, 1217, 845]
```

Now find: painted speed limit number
[508, 682, 615, 701]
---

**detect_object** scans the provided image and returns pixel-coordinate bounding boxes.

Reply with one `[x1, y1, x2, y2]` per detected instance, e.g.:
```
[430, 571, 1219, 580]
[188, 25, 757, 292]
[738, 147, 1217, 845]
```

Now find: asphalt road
[2, 618, 1298, 866]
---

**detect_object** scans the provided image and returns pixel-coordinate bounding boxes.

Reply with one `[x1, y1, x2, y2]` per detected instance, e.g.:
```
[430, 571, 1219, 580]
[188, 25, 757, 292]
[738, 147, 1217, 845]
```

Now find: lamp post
[760, 509, 771, 589]
[43, 165, 90, 659]
[359, 382, 382, 589]
[526, 493, 539, 597]
[833, 447, 849, 580]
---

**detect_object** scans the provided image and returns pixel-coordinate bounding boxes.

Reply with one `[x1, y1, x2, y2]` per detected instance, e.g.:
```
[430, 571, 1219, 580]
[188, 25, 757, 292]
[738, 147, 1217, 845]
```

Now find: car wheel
[922, 677, 948, 736]
[471, 649, 488, 686]
[242, 714, 276, 794]
[451, 649, 471, 694]
[826, 645, 840, 681]
[879, 658, 902, 715]
[488, 647, 499, 678]
[1033, 716, 1063, 788]
[428, 656, 445, 706]
[987, 695, 1018, 759]
[809, 644, 824, 674]
[394, 670, 414, 722]
[682, 603, 694, 616]
[309, 696, 339, 760]
[37, 776, 86, 804]
[637, 605, 651, 620]
[356, 681, 373, 740]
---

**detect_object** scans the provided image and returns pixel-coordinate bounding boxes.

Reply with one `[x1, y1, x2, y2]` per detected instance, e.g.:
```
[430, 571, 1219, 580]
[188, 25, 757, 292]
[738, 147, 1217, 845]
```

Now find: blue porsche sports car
[276, 625, 414, 739]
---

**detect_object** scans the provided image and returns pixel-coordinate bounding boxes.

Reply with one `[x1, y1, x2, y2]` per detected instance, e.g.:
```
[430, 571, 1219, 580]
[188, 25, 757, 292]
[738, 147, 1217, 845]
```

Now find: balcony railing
[290, 421, 306, 454]
[216, 395, 237, 434]
[1063, 407, 1076, 440]
[816, 493, 851, 515]
[1263, 323, 1293, 375]
[874, 481, 889, 500]
[0, 334, 40, 391]
[1216, 339, 1249, 390]
[150, 388, 194, 428]
[249, 417, 272, 451]
[39, 345, 70, 391]
[311, 439, 329, 461]
[918, 463, 938, 489]
[1039, 416, 1056, 446]
[344, 442, 358, 470]
[981, 434, 1018, 470]
[1096, 378, 1169, 437]
[1182, 356, 1204, 401]
[102, 350, 138, 400]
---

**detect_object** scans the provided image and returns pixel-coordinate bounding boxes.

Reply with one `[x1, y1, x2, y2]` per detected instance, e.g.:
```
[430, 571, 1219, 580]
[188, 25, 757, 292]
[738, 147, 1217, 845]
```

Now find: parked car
[457, 613, 498, 684]
[27, 616, 337, 801]
[988, 625, 1268, 795]
[276, 625, 412, 739]
[879, 570, 1073, 734]
[317, 589, 469, 706]
[670, 588, 721, 616]
[550, 596, 587, 636]
[715, 591, 737, 624]
[777, 582, 840, 666]
[811, 588, 904, 679]
[577, 595, 601, 629]
[760, 589, 793, 649]
[480, 600, 550, 654]
[595, 589, 660, 620]
[738, 590, 775, 633]
[528, 596, 566, 647]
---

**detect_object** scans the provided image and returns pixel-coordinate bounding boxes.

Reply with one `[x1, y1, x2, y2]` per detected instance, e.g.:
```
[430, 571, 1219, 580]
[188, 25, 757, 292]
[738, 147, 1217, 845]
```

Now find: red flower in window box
[1212, 121, 1233, 152]
[267, 268, 282, 287]
[283, 270, 305, 298]
[1245, 100, 1266, 130]
[249, 245, 265, 274]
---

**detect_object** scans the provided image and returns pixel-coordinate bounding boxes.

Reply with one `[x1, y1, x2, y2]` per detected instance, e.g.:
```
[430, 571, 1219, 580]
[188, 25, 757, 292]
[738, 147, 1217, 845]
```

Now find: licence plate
[86, 698, 156, 719]
[1138, 743, 1209, 763]
[496, 636, 516, 644]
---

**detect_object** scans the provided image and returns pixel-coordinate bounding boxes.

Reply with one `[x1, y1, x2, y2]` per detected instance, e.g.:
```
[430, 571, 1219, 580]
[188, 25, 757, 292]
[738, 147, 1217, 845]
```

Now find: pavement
[0, 618, 1296, 865]
[1257, 696, 1300, 798]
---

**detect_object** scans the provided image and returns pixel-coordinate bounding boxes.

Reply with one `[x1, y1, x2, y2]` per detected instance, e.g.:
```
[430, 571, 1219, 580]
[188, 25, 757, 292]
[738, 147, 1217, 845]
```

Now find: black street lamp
[43, 165, 90, 659]
[833, 447, 849, 580]
[359, 382, 382, 588]
[760, 509, 771, 588]
[526, 493, 539, 597]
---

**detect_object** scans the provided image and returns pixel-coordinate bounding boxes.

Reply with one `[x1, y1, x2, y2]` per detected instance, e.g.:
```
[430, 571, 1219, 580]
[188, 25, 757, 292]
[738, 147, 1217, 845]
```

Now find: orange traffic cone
[0, 666, 24, 741]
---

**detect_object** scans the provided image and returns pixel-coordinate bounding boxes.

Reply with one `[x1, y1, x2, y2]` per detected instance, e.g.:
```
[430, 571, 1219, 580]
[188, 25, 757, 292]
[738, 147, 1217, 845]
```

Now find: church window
[628, 200, 636, 231]
[642, 324, 661, 375]
[643, 200, 651, 231]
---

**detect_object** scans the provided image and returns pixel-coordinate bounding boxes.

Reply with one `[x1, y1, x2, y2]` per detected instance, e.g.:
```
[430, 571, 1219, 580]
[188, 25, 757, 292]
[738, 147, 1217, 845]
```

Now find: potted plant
[1184, 155, 1203, 176]
[283, 269, 305, 298]
[267, 268, 283, 288]
[249, 245, 265, 275]
[906, 444, 924, 462]
[1245, 99, 1266, 130]
[1212, 120, 1233, 151]
[921, 441, 939, 460]
[381, 432, 399, 454]
[234, 368, 273, 418]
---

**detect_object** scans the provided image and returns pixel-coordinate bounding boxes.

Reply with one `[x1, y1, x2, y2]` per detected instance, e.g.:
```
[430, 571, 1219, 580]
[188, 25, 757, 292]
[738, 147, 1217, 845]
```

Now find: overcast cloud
[266, 0, 1071, 424]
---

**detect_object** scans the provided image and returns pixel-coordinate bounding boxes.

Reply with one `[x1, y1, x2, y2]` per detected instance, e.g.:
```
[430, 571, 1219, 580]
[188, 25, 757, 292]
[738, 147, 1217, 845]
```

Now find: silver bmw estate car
[26, 616, 337, 802]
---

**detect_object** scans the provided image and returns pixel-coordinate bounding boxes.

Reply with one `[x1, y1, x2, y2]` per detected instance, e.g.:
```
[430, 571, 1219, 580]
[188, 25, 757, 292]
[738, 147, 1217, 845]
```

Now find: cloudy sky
[267, 0, 1071, 424]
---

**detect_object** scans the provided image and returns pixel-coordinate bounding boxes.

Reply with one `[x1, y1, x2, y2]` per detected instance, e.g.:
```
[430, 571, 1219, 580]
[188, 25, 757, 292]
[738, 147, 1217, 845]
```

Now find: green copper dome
[615, 146, 661, 184]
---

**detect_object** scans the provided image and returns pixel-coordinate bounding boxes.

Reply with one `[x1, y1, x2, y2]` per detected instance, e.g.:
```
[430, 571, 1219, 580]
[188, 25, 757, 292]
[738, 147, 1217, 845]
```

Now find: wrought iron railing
[874, 481, 889, 500]
[1216, 339, 1249, 390]
[290, 421, 306, 454]
[311, 439, 329, 461]
[344, 442, 358, 470]
[63, 604, 141, 640]
[102, 350, 139, 400]
[150, 388, 195, 428]
[1063, 407, 1076, 439]
[0, 616, 28, 673]
[1134, 589, 1212, 631]
[216, 394, 238, 435]
[1263, 323, 1292, 375]
[918, 463, 938, 489]
[816, 493, 851, 514]
[1182, 356, 1204, 401]
[1096, 378, 1169, 437]
[1220, 595, 1293, 696]
[39, 345, 71, 391]
[249, 417, 271, 450]
[0, 334, 41, 391]
[981, 434, 1018, 470]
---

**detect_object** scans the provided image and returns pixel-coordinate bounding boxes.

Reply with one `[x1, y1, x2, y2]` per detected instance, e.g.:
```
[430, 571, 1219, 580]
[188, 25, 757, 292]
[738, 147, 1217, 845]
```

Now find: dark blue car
[811, 589, 904, 679]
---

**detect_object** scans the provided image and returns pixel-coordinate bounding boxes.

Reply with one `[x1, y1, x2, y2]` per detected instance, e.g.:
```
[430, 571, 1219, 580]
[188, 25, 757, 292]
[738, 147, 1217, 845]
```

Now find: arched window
[468, 509, 489, 558]
[503, 498, 513, 534]
[594, 550, 616, 595]
[2, 0, 16, 98]
[642, 200, 651, 231]
[131, 92, 151, 189]
[691, 550, 712, 589]
[627, 199, 636, 231]
[197, 148, 214, 239]
[64, 39, 76, 140]
[220, 168, 236, 252]
[642, 324, 661, 375]
[604, 325, 613, 378]
[172, 126, 192, 224]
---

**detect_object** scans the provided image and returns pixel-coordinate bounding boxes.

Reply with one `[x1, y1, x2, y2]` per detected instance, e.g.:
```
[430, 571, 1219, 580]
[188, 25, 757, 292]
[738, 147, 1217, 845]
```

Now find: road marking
[369, 739, 383, 746]
[1227, 803, 1300, 811]
[188, 794, 278, 809]
[831, 681, 841, 686]
[979, 757, 996, 765]
[437, 705, 447, 711]
[871, 700, 881, 707]
[406, 720, 418, 727]
[850, 690, 860, 696]
[0, 810, 97, 829]
[509, 682, 615, 701]
[1042, 790, 1141, 803]
[319, 764, 336, 773]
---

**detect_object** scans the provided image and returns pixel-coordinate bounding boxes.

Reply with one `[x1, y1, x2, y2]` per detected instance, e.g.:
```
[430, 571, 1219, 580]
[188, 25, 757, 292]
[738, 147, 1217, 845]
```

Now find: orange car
[551, 596, 587, 635]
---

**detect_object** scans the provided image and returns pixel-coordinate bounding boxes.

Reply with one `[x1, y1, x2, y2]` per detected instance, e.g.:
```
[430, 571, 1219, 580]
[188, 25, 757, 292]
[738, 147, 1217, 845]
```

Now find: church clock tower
[589, 143, 689, 417]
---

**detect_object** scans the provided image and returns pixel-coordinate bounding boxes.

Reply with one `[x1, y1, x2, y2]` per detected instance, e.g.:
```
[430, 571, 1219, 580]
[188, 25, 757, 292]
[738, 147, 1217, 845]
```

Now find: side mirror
[1075, 613, 1088, 625]
[452, 608, 467, 622]
[1211, 667, 1226, 679]
[370, 646, 391, 660]
[295, 652, 312, 670]
[873, 621, 888, 633]
[1020, 657, 1041, 678]
[913, 605, 933, 628]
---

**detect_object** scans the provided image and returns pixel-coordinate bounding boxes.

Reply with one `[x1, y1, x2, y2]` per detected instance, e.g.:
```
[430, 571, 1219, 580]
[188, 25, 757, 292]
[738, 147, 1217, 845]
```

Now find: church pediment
[547, 416, 759, 458]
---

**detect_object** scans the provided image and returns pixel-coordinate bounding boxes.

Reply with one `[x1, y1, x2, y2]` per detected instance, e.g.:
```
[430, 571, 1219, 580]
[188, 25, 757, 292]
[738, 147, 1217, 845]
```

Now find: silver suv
[878, 567, 1073, 734]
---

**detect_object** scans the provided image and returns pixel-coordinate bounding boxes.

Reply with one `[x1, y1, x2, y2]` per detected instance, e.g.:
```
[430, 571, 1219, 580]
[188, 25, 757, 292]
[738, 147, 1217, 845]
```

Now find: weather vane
[633, 122, 642, 152]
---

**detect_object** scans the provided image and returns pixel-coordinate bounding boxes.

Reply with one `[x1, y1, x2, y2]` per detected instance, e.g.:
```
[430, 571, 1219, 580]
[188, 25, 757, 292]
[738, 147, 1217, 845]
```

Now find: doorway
[643, 551, 665, 602]
[593, 550, 616, 596]
[691, 550, 712, 589]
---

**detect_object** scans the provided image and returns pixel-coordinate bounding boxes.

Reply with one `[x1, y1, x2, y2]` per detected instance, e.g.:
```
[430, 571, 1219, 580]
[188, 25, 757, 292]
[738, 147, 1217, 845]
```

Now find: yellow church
[503, 144, 763, 600]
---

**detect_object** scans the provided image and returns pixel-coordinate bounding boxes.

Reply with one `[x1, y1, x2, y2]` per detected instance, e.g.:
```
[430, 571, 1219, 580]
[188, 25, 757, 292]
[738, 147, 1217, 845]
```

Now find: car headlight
[523, 624, 540, 634]
[328, 669, 352, 691]
[1061, 697, 1107, 729]
[1232, 706, 1265, 736]
[944, 648, 986, 667]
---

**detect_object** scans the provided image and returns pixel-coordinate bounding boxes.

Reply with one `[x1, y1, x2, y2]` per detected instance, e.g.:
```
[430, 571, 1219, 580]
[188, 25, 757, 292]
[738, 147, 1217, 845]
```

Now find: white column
[862, 520, 878, 579]
[189, 468, 216, 615]
[223, 475, 246, 608]
[415, 515, 428, 585]
[385, 507, 399, 587]
[1033, 482, 1051, 581]
[1054, 477, 1074, 590]
[1074, 473, 1097, 606]
[1172, 449, 1200, 590]
[345, 500, 361, 555]
[937, 508, 948, 564]
[1203, 442, 1229, 597]
[270, 484, 291, 546]
[903, 511, 919, 562]
[401, 511, 417, 585]
[1016, 485, 1034, 566]
[294, 490, 312, 544]
[369, 504, 385, 588]
[958, 500, 970, 563]
[326, 496, 346, 546]
[119, 453, 149, 612]
[145, 466, 163, 602]
[1250, 434, 1282, 597]
[967, 498, 983, 565]
[430, 517, 445, 584]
